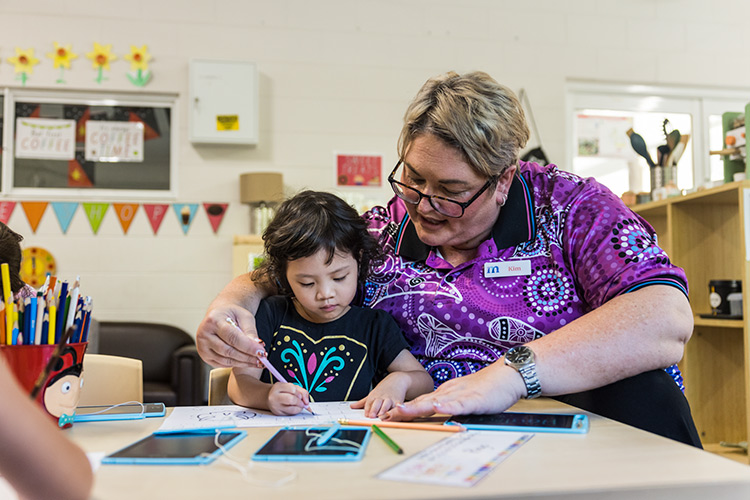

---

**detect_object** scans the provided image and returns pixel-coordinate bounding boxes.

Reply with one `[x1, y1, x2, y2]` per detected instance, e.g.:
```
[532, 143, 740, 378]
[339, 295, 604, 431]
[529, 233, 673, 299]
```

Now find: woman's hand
[267, 383, 312, 416]
[384, 362, 526, 420]
[196, 301, 266, 368]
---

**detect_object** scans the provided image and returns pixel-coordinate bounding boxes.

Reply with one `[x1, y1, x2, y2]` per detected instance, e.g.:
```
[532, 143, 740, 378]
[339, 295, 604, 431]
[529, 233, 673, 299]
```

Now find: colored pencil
[1, 263, 12, 345]
[0, 302, 5, 345]
[65, 277, 80, 331]
[338, 419, 466, 433]
[371, 424, 404, 454]
[225, 316, 314, 415]
[48, 302, 56, 346]
[34, 291, 44, 345]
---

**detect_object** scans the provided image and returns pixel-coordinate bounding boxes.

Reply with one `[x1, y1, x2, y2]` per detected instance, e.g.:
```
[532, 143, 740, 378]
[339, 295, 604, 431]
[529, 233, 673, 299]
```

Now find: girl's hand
[267, 383, 312, 416]
[350, 372, 410, 418]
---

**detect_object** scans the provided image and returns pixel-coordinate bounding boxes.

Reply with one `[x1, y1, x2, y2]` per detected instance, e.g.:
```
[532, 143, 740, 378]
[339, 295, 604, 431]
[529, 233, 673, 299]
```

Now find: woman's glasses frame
[387, 160, 498, 218]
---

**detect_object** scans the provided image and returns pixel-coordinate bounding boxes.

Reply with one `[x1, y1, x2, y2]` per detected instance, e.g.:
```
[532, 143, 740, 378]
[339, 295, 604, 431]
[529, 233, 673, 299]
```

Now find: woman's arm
[388, 285, 692, 418]
[196, 273, 275, 367]
[0, 361, 93, 500]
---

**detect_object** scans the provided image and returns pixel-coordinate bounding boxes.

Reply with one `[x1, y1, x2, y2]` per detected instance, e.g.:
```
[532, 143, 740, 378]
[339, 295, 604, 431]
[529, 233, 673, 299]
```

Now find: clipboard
[101, 429, 246, 465]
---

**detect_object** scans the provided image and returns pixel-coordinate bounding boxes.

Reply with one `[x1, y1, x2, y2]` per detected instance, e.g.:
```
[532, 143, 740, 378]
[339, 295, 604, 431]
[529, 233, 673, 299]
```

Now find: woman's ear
[494, 165, 517, 206]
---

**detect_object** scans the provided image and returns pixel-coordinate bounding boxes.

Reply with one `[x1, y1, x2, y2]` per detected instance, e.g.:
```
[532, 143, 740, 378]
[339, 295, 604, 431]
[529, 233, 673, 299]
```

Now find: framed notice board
[189, 60, 258, 145]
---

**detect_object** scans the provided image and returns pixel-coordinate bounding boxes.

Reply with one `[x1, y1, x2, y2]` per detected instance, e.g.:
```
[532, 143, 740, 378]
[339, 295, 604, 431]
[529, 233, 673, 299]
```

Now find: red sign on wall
[336, 154, 382, 187]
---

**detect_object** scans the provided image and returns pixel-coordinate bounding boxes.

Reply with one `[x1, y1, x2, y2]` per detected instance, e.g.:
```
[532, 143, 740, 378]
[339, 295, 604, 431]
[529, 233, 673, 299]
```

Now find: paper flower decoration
[47, 42, 78, 84]
[86, 42, 117, 84]
[7, 48, 40, 86]
[124, 45, 152, 87]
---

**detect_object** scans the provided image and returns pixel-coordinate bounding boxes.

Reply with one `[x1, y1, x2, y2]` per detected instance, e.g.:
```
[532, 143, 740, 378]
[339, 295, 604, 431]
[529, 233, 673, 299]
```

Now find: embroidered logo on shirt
[483, 260, 531, 278]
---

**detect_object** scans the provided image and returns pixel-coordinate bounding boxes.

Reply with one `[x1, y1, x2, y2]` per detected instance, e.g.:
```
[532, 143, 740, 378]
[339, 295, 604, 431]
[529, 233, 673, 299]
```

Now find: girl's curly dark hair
[251, 190, 382, 295]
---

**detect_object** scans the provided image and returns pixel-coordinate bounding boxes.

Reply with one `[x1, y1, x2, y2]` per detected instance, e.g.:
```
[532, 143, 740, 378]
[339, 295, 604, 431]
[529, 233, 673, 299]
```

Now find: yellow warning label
[216, 115, 239, 131]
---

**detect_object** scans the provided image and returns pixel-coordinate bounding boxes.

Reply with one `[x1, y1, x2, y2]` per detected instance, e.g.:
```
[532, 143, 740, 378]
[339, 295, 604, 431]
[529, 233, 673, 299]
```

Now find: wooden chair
[79, 354, 143, 406]
[208, 367, 232, 406]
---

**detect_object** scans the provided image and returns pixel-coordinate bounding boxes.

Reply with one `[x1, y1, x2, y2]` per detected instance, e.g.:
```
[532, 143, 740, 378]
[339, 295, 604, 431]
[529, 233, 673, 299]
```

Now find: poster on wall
[15, 118, 76, 160]
[85, 120, 144, 162]
[336, 153, 382, 187]
[576, 114, 633, 158]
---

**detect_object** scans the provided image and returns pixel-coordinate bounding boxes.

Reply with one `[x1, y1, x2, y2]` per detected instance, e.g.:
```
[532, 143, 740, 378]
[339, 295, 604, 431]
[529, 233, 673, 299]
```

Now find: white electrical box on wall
[189, 60, 258, 145]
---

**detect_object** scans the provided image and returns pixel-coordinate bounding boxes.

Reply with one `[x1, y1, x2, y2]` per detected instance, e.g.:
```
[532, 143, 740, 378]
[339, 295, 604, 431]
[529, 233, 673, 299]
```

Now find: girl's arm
[351, 350, 434, 418]
[0, 360, 93, 500]
[228, 366, 311, 416]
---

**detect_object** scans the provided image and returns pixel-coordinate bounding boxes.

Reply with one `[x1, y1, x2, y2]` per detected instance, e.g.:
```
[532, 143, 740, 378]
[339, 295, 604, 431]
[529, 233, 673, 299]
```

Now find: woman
[197, 71, 700, 446]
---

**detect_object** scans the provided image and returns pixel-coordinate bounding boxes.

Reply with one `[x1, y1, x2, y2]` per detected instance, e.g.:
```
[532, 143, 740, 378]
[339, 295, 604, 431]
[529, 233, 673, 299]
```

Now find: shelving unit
[632, 180, 750, 462]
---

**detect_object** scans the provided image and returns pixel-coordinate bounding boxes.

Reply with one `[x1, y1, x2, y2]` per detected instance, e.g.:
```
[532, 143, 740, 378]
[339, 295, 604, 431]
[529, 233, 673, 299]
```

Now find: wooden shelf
[635, 181, 750, 457]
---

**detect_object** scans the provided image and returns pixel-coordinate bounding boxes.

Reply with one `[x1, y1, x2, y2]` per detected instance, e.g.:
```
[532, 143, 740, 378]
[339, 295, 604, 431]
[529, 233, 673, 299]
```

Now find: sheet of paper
[157, 401, 378, 432]
[377, 431, 532, 488]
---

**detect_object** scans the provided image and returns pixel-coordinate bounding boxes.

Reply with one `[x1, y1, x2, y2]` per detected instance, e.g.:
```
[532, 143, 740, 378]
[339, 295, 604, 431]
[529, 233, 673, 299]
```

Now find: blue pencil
[28, 296, 37, 345]
[54, 281, 68, 343]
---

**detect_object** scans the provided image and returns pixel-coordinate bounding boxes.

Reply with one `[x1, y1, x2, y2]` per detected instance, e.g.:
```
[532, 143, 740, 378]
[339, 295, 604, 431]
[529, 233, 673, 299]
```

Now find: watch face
[507, 346, 533, 364]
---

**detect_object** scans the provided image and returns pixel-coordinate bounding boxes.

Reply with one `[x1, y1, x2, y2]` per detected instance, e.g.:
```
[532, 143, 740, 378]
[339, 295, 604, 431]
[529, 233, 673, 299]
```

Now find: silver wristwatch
[504, 345, 541, 399]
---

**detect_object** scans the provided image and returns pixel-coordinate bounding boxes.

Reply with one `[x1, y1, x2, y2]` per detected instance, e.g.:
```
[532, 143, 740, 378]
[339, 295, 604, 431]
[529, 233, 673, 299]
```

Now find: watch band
[518, 365, 542, 399]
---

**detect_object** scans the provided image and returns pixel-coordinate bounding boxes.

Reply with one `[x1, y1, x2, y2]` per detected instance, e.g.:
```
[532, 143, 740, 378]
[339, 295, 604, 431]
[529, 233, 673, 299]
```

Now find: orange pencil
[338, 418, 465, 433]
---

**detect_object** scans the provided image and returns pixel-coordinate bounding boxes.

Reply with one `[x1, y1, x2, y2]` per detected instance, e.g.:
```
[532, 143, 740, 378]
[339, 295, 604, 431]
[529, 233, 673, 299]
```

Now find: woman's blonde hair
[398, 71, 530, 177]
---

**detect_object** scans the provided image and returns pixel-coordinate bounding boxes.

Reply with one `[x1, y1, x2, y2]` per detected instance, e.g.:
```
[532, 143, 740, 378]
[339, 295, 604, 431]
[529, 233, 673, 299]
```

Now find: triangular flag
[128, 111, 160, 140]
[51, 202, 78, 234]
[113, 203, 139, 234]
[82, 202, 109, 234]
[172, 203, 198, 235]
[0, 201, 16, 224]
[143, 204, 168, 235]
[203, 203, 228, 234]
[68, 158, 93, 187]
[21, 202, 48, 233]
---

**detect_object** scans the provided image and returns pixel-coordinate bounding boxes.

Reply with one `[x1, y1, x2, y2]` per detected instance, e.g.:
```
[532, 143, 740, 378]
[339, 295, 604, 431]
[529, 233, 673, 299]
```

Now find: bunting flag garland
[20, 202, 48, 233]
[51, 202, 78, 234]
[82, 202, 109, 234]
[203, 203, 228, 234]
[0, 202, 17, 224]
[143, 204, 168, 235]
[113, 203, 139, 234]
[172, 203, 198, 235]
[4, 201, 229, 236]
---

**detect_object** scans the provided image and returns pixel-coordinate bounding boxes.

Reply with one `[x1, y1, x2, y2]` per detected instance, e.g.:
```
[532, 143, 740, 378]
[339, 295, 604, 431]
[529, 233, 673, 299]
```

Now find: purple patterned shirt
[362, 161, 687, 390]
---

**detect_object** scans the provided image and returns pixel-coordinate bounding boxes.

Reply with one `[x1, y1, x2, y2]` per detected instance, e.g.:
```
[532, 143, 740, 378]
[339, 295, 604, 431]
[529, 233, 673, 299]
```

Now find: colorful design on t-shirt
[523, 264, 575, 318]
[271, 326, 368, 401]
[611, 218, 667, 264]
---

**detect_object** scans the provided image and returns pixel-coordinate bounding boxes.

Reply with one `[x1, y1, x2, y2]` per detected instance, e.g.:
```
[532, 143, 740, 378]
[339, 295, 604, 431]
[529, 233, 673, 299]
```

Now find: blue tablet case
[101, 429, 246, 465]
[74, 403, 166, 422]
[445, 412, 590, 434]
[252, 426, 371, 462]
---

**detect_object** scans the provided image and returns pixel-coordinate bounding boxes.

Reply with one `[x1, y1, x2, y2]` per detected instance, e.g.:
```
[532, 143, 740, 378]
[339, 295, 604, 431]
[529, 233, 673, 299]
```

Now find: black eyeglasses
[387, 161, 498, 218]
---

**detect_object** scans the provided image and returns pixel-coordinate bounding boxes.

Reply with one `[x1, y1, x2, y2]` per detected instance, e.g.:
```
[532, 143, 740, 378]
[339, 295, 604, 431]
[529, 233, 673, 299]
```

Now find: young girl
[228, 191, 433, 418]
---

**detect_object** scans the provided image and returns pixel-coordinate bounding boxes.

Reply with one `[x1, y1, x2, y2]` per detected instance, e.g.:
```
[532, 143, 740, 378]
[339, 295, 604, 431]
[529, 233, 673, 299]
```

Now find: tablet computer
[445, 412, 589, 434]
[252, 426, 371, 462]
[101, 430, 246, 465]
[74, 403, 166, 422]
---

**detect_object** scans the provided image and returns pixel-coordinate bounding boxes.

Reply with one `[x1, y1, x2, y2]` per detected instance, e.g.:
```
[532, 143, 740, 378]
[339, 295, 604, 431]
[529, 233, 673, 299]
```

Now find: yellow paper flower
[7, 47, 40, 74]
[124, 45, 151, 71]
[47, 42, 78, 69]
[86, 42, 117, 70]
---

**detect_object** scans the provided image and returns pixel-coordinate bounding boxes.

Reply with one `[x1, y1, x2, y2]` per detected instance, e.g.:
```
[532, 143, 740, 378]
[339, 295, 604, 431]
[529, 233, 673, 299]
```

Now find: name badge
[484, 260, 531, 278]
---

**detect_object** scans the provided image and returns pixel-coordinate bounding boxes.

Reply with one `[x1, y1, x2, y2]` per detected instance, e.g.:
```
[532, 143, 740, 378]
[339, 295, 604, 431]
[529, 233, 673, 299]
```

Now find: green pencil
[371, 424, 403, 454]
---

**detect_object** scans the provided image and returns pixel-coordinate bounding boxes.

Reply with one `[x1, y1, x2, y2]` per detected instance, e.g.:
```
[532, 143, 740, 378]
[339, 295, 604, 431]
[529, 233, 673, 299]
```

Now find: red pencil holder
[0, 342, 88, 429]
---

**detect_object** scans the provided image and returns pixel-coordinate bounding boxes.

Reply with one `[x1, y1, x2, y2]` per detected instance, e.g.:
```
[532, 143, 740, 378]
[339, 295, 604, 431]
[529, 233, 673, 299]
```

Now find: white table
[68, 399, 750, 500]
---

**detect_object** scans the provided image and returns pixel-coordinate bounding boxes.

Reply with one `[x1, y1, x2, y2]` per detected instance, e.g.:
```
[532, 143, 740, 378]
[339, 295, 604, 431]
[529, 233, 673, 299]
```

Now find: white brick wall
[0, 0, 748, 337]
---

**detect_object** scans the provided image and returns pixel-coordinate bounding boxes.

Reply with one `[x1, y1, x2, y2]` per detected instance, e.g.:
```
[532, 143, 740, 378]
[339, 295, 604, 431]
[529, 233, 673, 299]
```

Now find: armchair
[94, 321, 207, 406]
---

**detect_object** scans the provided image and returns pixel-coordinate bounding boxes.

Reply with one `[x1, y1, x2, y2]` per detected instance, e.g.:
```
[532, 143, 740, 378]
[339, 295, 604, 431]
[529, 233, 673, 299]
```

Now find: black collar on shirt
[395, 173, 536, 261]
